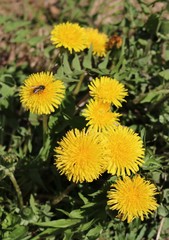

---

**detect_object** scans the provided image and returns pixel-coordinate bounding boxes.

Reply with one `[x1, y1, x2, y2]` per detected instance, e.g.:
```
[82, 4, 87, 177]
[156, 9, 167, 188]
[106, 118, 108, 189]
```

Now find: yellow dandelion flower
[50, 22, 87, 53]
[107, 175, 158, 223]
[54, 128, 107, 183]
[85, 28, 108, 57]
[105, 126, 145, 176]
[20, 72, 65, 115]
[83, 99, 121, 132]
[89, 76, 128, 108]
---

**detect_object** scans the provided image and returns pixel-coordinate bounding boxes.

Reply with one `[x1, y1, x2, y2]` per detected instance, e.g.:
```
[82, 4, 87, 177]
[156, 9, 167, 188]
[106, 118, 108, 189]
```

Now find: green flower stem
[42, 115, 49, 145]
[6, 169, 23, 209]
[38, 184, 76, 204]
[52, 183, 76, 205]
[73, 72, 85, 96]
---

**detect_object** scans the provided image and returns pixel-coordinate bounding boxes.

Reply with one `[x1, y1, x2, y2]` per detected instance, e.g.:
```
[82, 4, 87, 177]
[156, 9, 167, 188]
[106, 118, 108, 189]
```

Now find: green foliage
[0, 0, 169, 239]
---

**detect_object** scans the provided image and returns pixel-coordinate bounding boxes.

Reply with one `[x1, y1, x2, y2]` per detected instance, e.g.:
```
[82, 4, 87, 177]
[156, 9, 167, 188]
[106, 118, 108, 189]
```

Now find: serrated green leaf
[30, 195, 39, 215]
[11, 29, 30, 43]
[143, 157, 162, 170]
[72, 54, 81, 71]
[36, 135, 51, 160]
[162, 217, 169, 231]
[0, 82, 15, 98]
[71, 69, 84, 76]
[157, 205, 169, 217]
[63, 52, 73, 75]
[27, 139, 32, 153]
[69, 209, 84, 219]
[63, 229, 74, 240]
[163, 189, 169, 202]
[86, 224, 102, 237]
[1, 74, 15, 84]
[78, 219, 95, 231]
[61, 76, 79, 83]
[164, 50, 169, 61]
[92, 68, 104, 75]
[138, 38, 149, 46]
[11, 36, 26, 43]
[0, 15, 12, 24]
[160, 20, 169, 35]
[136, 226, 147, 240]
[152, 172, 161, 184]
[0, 98, 9, 109]
[98, 52, 110, 69]
[145, 14, 159, 35]
[44, 46, 55, 58]
[126, 230, 137, 239]
[8, 226, 28, 240]
[31, 228, 58, 240]
[28, 36, 44, 46]
[33, 218, 80, 228]
[56, 66, 64, 79]
[159, 69, 169, 80]
[78, 192, 89, 204]
[28, 113, 39, 126]
[140, 91, 159, 103]
[48, 115, 59, 129]
[140, 3, 150, 14]
[81, 202, 95, 209]
[56, 208, 70, 217]
[148, 229, 156, 239]
[4, 20, 30, 32]
[15, 29, 30, 37]
[83, 46, 92, 69]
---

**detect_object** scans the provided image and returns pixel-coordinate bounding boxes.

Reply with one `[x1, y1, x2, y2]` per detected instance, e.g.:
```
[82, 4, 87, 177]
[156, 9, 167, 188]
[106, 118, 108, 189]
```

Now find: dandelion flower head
[50, 22, 87, 53]
[83, 99, 121, 132]
[107, 175, 158, 223]
[105, 125, 145, 176]
[54, 128, 107, 183]
[20, 72, 65, 115]
[85, 28, 108, 57]
[89, 76, 128, 108]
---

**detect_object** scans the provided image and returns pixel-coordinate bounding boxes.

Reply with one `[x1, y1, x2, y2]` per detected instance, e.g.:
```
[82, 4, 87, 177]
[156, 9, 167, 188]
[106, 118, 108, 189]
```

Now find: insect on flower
[32, 85, 45, 94]
[106, 34, 122, 50]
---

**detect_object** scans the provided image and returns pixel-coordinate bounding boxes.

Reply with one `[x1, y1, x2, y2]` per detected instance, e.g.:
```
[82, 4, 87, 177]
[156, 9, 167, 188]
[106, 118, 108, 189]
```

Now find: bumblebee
[106, 34, 122, 50]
